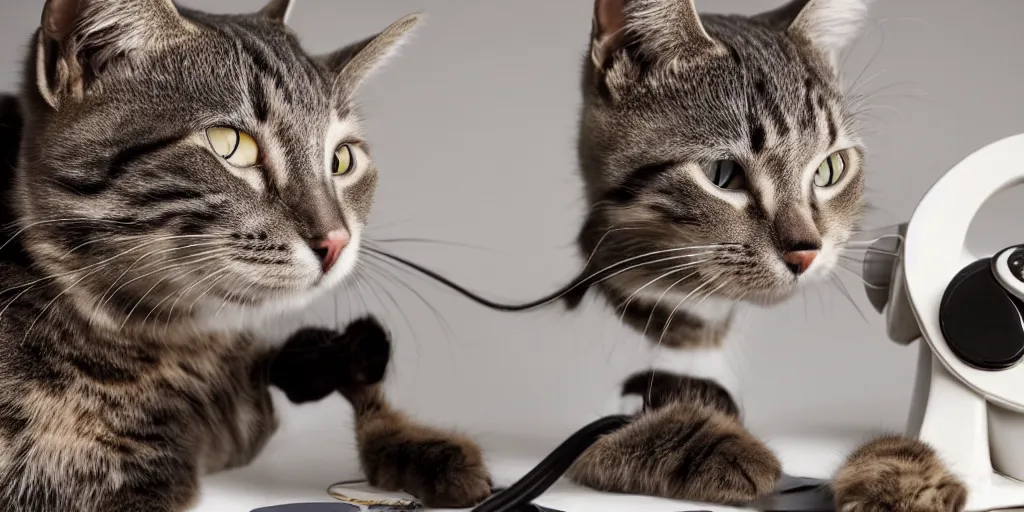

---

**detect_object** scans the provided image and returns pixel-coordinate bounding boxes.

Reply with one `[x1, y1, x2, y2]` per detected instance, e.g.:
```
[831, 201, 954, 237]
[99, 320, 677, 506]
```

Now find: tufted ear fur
[36, 0, 194, 109]
[319, 13, 421, 102]
[591, 0, 628, 68]
[590, 0, 718, 69]
[755, 0, 874, 66]
[258, 0, 295, 24]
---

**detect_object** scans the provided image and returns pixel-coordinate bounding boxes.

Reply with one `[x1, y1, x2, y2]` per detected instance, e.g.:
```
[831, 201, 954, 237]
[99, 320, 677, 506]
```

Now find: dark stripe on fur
[762, 93, 790, 138]
[649, 203, 699, 225]
[62, 136, 182, 196]
[617, 295, 705, 333]
[249, 75, 272, 122]
[621, 370, 739, 417]
[826, 111, 838, 147]
[68, 355, 140, 385]
[231, 254, 289, 265]
[233, 31, 294, 105]
[133, 187, 205, 206]
[109, 137, 183, 188]
[126, 202, 228, 231]
[676, 434, 738, 489]
[802, 78, 816, 130]
[752, 78, 790, 138]
[749, 116, 766, 154]
[605, 162, 677, 203]
[651, 202, 700, 225]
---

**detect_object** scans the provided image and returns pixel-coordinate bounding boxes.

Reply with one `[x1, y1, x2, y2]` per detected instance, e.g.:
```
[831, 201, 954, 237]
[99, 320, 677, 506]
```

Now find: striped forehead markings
[218, 21, 330, 125]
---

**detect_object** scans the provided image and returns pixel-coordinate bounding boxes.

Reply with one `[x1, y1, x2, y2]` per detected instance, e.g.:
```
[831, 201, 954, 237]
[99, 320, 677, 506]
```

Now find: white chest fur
[608, 292, 747, 416]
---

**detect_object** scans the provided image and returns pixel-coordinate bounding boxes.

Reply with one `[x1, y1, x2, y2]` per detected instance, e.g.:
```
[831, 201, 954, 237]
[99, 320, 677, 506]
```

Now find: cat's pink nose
[783, 250, 818, 276]
[309, 229, 350, 273]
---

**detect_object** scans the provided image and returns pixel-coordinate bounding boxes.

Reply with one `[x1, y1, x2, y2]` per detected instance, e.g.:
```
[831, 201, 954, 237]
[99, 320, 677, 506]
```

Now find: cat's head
[577, 0, 871, 306]
[14, 0, 419, 328]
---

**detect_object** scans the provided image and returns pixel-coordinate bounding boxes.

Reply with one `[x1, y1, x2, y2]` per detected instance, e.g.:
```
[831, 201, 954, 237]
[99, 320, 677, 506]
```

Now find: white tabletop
[192, 393, 864, 512]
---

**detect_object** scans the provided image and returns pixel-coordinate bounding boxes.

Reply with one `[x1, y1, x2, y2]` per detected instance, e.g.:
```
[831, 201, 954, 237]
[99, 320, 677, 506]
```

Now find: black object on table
[251, 504, 566, 512]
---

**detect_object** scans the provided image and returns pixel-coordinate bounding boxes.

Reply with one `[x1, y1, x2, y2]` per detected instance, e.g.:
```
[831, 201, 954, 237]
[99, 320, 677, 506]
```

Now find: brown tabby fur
[0, 0, 491, 510]
[564, 0, 968, 510]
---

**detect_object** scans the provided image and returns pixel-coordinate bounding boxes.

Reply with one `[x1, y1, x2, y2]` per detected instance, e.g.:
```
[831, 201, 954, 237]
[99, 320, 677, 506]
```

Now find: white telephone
[862, 134, 1024, 511]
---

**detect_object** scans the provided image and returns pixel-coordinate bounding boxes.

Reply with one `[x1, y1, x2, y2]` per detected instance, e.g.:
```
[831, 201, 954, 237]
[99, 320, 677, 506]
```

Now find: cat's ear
[756, 0, 874, 66]
[590, 0, 628, 68]
[319, 13, 421, 102]
[258, 0, 295, 24]
[590, 0, 717, 68]
[37, 0, 193, 109]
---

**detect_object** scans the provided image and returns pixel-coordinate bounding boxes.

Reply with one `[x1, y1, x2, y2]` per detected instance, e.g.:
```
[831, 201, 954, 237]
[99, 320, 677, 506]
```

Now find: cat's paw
[402, 435, 492, 508]
[336, 316, 391, 387]
[270, 316, 391, 403]
[833, 435, 967, 512]
[568, 401, 781, 505]
[360, 422, 492, 508]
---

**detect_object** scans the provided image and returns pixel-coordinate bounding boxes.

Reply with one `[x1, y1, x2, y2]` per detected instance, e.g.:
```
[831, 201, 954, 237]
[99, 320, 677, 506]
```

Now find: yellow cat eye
[206, 127, 259, 168]
[332, 144, 356, 176]
[814, 151, 846, 188]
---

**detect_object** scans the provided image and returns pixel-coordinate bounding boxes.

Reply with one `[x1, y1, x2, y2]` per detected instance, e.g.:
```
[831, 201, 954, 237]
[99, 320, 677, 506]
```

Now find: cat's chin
[741, 272, 840, 308]
[191, 235, 364, 331]
[738, 281, 809, 307]
[191, 273, 360, 334]
[190, 289, 333, 334]
[741, 291, 795, 308]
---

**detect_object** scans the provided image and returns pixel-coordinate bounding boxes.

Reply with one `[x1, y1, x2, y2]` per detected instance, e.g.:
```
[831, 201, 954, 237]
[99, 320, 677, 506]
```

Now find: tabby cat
[563, 0, 969, 510]
[0, 0, 489, 510]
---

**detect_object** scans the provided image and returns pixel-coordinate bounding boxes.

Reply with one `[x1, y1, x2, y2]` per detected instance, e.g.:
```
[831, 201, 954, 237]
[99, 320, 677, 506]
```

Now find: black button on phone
[940, 258, 1024, 371]
[1009, 247, 1024, 283]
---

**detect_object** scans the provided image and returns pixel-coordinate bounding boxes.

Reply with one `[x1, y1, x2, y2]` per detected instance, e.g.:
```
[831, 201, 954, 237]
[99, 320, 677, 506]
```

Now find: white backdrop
[3, 0, 1024, 509]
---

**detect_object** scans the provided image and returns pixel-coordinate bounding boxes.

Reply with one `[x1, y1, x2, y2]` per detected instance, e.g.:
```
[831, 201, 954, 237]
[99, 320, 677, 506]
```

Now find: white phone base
[905, 328, 1024, 511]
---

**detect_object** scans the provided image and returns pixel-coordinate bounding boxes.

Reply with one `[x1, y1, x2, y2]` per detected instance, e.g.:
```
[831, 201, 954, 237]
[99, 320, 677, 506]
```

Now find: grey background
[2, 0, 1024, 482]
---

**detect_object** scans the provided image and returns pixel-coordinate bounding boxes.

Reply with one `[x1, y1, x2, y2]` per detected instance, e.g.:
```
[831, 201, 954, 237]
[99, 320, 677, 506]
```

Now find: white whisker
[645, 277, 730, 407]
[618, 261, 710, 324]
[0, 217, 145, 254]
[114, 251, 233, 329]
[581, 227, 642, 270]
[23, 264, 111, 342]
[641, 269, 708, 338]
[142, 266, 214, 324]
[98, 243, 226, 311]
[595, 252, 716, 289]
[655, 272, 723, 348]
[167, 267, 234, 327]
[0, 235, 224, 300]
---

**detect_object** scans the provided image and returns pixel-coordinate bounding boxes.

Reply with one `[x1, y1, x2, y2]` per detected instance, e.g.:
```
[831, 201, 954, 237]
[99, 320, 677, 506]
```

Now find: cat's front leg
[568, 370, 782, 506]
[346, 383, 493, 509]
[570, 292, 781, 505]
[271, 316, 493, 508]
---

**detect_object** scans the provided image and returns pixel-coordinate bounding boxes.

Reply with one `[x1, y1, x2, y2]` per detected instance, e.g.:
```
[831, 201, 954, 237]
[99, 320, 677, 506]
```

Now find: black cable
[365, 247, 588, 312]
[363, 248, 633, 508]
[361, 248, 847, 511]
[471, 415, 633, 512]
